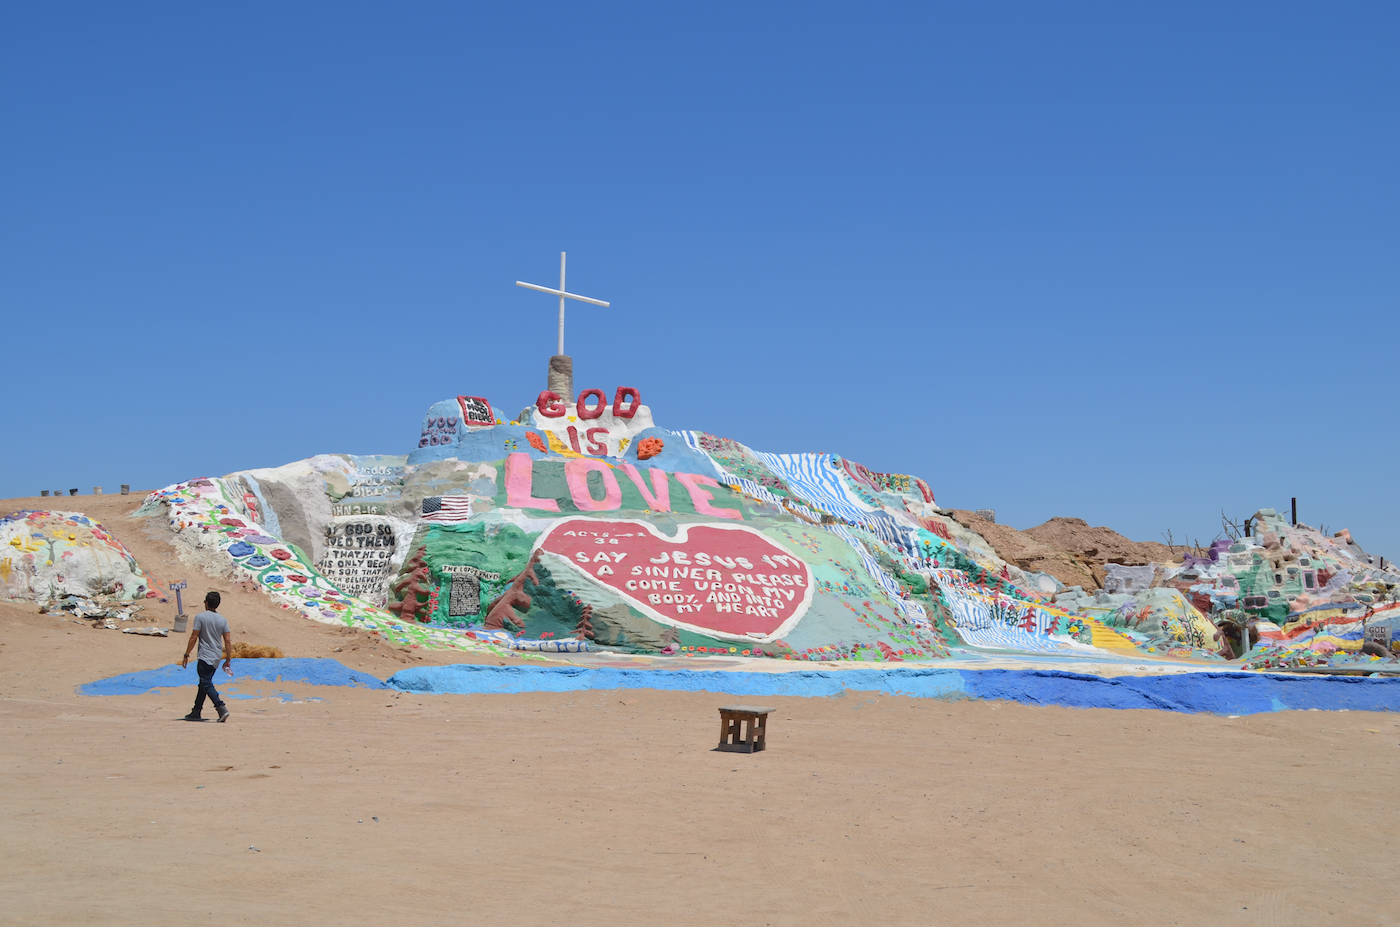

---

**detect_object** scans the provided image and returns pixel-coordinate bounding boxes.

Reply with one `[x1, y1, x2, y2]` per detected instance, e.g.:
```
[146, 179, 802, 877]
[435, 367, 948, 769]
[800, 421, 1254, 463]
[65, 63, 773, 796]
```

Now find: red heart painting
[535, 518, 814, 642]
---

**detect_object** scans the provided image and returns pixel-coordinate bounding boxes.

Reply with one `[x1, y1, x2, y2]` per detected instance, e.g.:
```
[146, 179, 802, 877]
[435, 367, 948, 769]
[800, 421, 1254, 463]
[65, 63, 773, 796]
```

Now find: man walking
[181, 591, 232, 722]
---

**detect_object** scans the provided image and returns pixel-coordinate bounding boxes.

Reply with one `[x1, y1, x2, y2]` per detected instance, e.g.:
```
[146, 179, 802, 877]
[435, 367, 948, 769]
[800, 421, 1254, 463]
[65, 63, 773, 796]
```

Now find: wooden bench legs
[717, 708, 772, 753]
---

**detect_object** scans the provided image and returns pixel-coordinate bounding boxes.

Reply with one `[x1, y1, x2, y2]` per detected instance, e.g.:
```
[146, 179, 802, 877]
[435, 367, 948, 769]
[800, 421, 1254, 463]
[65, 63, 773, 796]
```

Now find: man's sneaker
[217, 708, 230, 723]
[183, 712, 202, 721]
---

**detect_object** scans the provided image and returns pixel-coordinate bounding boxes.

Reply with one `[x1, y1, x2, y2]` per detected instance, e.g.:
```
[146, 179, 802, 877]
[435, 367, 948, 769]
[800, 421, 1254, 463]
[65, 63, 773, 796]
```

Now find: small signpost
[170, 581, 188, 633]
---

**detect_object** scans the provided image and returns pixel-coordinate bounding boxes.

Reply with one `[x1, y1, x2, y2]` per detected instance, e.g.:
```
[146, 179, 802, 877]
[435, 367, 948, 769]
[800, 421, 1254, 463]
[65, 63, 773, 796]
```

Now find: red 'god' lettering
[537, 387, 641, 420]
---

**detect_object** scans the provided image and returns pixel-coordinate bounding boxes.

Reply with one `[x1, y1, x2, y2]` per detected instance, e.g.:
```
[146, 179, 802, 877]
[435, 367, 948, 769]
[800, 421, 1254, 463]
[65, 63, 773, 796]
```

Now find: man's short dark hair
[205, 591, 221, 610]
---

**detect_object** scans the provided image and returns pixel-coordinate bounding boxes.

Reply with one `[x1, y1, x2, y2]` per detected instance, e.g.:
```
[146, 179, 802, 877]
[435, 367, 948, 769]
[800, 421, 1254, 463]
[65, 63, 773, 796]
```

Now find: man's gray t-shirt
[192, 610, 230, 664]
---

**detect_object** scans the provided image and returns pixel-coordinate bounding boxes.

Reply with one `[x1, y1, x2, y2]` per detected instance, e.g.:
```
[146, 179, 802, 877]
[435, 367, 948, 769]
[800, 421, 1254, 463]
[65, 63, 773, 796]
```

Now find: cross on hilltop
[516, 252, 610, 403]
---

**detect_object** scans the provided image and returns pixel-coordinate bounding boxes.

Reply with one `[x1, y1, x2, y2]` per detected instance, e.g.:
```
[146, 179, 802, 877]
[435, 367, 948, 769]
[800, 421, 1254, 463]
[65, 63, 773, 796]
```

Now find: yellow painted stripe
[1087, 619, 1141, 653]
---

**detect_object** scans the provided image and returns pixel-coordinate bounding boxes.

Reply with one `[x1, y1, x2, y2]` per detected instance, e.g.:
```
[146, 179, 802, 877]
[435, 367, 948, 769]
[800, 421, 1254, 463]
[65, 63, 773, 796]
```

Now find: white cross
[516, 252, 610, 356]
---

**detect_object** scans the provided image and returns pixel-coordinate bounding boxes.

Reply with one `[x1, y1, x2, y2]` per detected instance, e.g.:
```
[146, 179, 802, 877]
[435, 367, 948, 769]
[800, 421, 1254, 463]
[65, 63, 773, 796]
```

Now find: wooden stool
[717, 705, 774, 753]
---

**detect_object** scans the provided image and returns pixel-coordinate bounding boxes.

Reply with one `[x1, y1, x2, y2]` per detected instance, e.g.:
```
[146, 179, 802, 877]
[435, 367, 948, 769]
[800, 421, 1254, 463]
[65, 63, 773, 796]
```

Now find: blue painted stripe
[387, 664, 968, 699]
[961, 670, 1400, 715]
[753, 452, 876, 521]
[825, 524, 928, 623]
[79, 658, 388, 695]
[80, 661, 1400, 716]
[383, 664, 1400, 715]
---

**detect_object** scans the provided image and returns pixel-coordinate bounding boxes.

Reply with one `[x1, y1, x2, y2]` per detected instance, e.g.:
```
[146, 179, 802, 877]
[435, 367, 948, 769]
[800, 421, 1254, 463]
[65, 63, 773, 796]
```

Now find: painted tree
[876, 640, 903, 661]
[388, 546, 433, 623]
[483, 549, 541, 634]
[574, 603, 596, 641]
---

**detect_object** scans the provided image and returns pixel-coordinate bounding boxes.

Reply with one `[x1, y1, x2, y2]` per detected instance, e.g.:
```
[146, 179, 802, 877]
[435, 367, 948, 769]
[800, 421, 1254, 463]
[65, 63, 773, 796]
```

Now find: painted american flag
[421, 496, 473, 524]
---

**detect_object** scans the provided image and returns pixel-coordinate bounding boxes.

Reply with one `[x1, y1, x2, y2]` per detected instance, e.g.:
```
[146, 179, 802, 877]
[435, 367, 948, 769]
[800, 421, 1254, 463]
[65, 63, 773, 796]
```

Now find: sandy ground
[3, 494, 1399, 925]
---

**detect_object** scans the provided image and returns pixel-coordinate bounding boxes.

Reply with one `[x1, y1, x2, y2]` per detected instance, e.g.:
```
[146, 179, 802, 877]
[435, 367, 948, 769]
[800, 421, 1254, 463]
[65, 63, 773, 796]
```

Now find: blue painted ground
[79, 658, 387, 696]
[384, 665, 1400, 715]
[79, 660, 1400, 715]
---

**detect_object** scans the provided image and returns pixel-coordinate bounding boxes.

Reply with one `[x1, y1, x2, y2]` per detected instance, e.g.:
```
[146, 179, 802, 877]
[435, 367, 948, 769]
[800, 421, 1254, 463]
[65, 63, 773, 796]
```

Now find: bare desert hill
[949, 511, 1181, 591]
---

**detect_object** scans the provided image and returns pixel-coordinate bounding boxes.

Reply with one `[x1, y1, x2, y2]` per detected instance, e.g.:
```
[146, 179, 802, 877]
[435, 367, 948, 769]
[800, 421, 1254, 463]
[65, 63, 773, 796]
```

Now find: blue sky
[2, 3, 1396, 555]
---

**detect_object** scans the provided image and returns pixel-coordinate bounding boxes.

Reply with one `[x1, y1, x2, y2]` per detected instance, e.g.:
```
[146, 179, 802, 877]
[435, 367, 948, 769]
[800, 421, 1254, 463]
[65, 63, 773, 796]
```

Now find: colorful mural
[131, 394, 1399, 669]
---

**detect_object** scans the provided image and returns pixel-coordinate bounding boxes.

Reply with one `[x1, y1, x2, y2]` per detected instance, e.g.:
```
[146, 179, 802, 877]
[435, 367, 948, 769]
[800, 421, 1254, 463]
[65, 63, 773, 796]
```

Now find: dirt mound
[947, 510, 1098, 591]
[948, 512, 1182, 591]
[1025, 517, 1178, 566]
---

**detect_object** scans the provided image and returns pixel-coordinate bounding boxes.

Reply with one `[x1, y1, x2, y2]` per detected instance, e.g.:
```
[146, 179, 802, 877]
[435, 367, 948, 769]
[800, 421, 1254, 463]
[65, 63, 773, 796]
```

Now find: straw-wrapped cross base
[717, 705, 775, 753]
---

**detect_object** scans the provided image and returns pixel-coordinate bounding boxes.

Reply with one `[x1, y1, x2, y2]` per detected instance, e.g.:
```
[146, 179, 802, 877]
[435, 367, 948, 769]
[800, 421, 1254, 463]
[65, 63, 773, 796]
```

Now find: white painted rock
[0, 511, 153, 603]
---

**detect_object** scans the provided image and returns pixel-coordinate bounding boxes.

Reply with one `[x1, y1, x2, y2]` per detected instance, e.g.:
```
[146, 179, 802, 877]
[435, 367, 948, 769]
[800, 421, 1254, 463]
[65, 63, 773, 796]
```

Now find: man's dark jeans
[193, 660, 226, 715]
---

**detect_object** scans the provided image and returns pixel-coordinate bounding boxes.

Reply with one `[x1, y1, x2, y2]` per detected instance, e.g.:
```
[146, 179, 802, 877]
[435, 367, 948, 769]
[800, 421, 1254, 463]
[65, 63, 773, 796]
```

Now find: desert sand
[2, 493, 1398, 925]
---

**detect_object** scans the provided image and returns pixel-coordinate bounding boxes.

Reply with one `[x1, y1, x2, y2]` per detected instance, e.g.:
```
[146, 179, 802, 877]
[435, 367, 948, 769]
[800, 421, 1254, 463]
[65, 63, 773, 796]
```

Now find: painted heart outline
[533, 518, 815, 643]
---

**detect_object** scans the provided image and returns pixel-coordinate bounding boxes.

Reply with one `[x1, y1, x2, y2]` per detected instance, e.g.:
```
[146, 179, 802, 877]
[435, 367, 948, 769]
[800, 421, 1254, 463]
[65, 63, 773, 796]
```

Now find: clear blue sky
[3, 3, 1396, 556]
